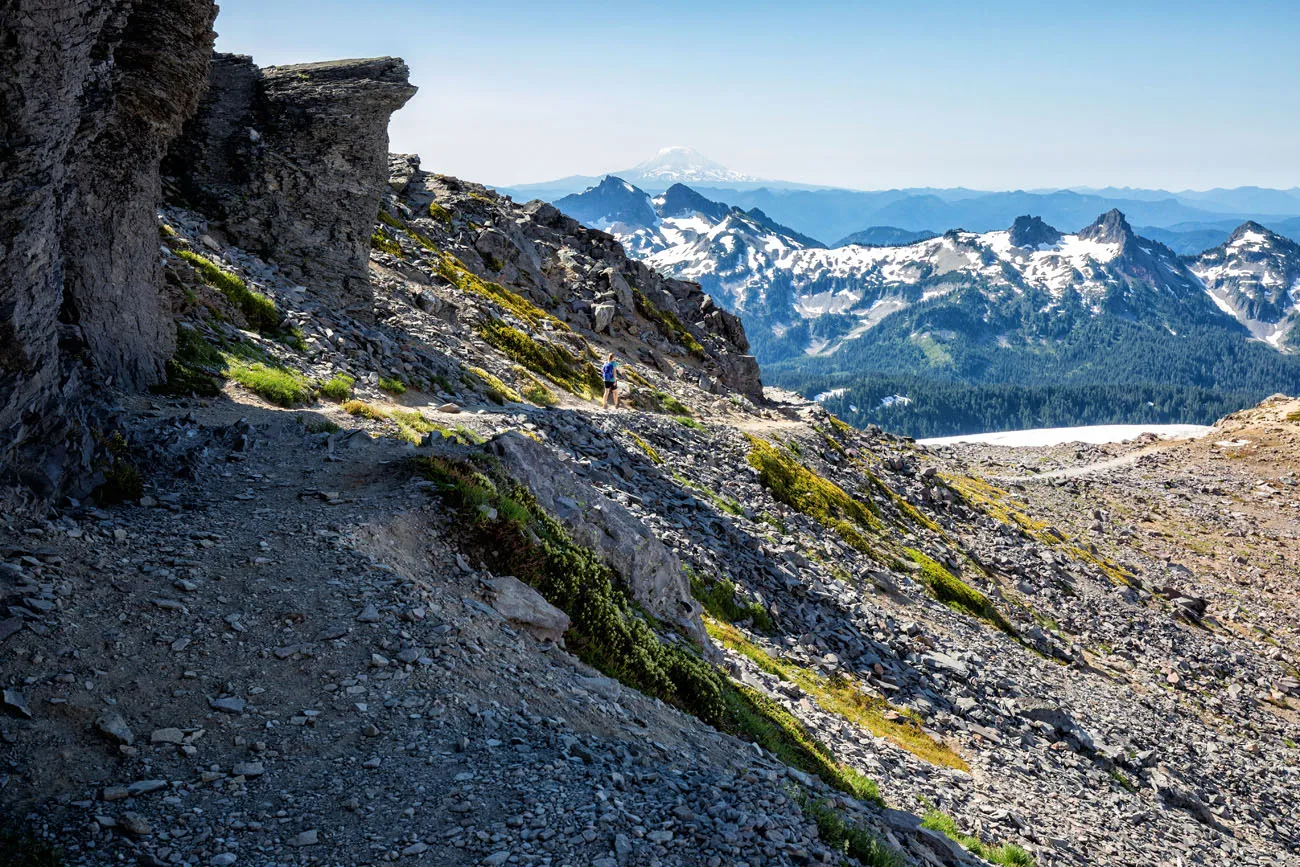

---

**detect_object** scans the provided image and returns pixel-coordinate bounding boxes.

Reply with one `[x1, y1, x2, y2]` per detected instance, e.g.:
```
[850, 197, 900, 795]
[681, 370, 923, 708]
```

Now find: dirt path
[985, 443, 1171, 483]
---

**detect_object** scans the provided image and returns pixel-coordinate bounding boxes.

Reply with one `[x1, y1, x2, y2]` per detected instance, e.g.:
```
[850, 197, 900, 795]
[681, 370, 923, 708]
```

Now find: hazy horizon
[213, 0, 1300, 191]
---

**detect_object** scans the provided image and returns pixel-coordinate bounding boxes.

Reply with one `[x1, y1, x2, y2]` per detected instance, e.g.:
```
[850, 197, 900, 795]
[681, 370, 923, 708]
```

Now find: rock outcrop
[489, 432, 708, 647]
[166, 54, 417, 316]
[0, 0, 217, 499]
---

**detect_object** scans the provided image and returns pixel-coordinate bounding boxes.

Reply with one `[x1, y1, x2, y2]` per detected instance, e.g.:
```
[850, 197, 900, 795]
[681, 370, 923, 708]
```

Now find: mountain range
[551, 173, 1300, 435]
[499, 149, 1300, 256]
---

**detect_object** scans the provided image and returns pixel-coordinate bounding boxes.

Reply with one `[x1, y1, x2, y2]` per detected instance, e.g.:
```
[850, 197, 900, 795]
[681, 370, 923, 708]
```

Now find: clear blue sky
[213, 0, 1300, 191]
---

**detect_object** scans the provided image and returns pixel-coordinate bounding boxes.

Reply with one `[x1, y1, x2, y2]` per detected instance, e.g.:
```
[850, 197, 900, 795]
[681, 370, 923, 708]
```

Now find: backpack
[601, 361, 616, 381]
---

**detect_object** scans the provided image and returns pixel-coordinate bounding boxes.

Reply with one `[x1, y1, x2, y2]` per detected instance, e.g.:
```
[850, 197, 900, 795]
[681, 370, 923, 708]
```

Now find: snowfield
[919, 423, 1211, 448]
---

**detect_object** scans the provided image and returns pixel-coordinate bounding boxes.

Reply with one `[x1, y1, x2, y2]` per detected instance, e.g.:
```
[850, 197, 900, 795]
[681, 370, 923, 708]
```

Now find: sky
[212, 0, 1300, 191]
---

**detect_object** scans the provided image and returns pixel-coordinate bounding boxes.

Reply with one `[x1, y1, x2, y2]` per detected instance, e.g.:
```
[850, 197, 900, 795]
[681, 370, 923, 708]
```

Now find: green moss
[689, 570, 773, 632]
[419, 453, 880, 804]
[708, 620, 968, 771]
[378, 375, 407, 395]
[371, 232, 402, 256]
[468, 366, 522, 404]
[676, 416, 702, 430]
[634, 288, 704, 355]
[320, 373, 355, 402]
[428, 201, 453, 224]
[378, 210, 405, 230]
[645, 390, 693, 417]
[157, 327, 225, 397]
[786, 438, 803, 456]
[628, 432, 663, 465]
[434, 249, 567, 330]
[674, 472, 745, 518]
[745, 435, 882, 555]
[177, 250, 279, 333]
[905, 549, 1016, 635]
[476, 320, 604, 399]
[796, 792, 904, 867]
[921, 810, 1034, 866]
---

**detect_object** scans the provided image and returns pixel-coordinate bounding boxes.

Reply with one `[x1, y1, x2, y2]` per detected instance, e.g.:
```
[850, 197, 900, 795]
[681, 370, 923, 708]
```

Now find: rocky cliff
[165, 54, 417, 315]
[0, 0, 216, 499]
[0, 6, 416, 503]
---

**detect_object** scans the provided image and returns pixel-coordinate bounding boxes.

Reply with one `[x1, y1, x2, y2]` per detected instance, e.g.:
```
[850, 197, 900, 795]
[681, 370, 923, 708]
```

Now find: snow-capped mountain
[653, 209, 1219, 348]
[556, 176, 816, 263]
[554, 176, 1300, 365]
[624, 146, 760, 186]
[1189, 222, 1300, 348]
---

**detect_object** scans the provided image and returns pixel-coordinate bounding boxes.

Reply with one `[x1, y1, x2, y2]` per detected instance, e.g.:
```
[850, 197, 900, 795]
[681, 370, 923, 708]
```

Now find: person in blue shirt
[601, 352, 621, 410]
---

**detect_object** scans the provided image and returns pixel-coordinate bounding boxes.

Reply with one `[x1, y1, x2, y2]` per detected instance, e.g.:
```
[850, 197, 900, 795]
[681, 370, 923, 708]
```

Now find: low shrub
[468, 366, 521, 404]
[0, 824, 63, 866]
[158, 327, 225, 397]
[226, 359, 313, 407]
[745, 435, 881, 554]
[688, 570, 773, 632]
[634, 288, 704, 355]
[342, 399, 386, 420]
[378, 375, 407, 395]
[517, 370, 558, 406]
[93, 431, 143, 505]
[435, 250, 566, 330]
[319, 373, 355, 401]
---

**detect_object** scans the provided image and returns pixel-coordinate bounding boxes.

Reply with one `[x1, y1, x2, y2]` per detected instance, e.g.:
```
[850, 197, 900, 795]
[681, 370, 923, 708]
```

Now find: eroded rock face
[167, 54, 417, 316]
[0, 0, 217, 498]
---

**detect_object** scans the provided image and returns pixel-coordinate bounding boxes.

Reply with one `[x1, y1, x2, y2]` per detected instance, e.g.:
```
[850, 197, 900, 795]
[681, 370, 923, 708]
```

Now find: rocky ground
[3, 165, 1299, 867]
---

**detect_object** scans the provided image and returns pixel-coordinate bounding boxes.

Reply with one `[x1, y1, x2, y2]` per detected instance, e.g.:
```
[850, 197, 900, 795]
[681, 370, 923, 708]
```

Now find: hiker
[601, 352, 621, 410]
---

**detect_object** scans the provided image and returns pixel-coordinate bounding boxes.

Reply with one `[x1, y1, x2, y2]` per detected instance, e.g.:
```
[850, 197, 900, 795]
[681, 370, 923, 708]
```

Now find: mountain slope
[10, 163, 1300, 866]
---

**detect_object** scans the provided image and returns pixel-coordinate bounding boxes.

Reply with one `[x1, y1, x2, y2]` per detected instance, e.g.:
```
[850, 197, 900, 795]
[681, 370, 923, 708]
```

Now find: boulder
[484, 576, 570, 642]
[592, 302, 617, 333]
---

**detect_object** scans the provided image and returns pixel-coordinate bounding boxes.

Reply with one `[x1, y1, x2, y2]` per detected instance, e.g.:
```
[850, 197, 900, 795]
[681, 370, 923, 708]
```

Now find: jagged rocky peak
[1078, 207, 1136, 245]
[553, 175, 657, 229]
[656, 183, 730, 220]
[166, 53, 416, 316]
[1008, 214, 1063, 248]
